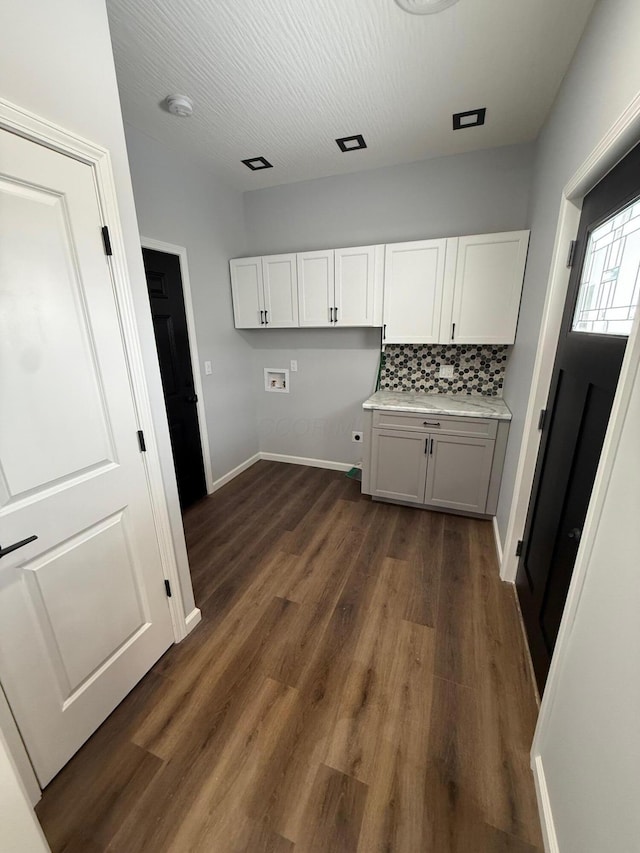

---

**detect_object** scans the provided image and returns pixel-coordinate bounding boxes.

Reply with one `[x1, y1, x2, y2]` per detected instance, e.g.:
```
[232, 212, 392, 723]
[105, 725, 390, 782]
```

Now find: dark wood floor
[37, 461, 542, 852]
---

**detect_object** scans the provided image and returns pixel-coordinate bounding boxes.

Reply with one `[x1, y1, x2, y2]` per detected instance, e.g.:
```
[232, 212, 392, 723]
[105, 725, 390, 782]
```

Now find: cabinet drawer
[372, 410, 497, 439]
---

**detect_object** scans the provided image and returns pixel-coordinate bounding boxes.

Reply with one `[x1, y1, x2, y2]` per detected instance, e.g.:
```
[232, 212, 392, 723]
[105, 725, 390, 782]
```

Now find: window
[572, 197, 640, 335]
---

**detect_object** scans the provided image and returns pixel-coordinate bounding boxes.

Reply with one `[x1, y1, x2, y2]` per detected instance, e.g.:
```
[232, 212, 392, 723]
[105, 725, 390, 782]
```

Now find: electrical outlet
[438, 364, 454, 379]
[204, 360, 212, 375]
[352, 431, 363, 443]
[290, 359, 298, 372]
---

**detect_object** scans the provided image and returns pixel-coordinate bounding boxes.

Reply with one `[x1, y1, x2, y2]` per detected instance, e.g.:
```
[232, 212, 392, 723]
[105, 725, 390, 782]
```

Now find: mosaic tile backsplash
[379, 344, 509, 396]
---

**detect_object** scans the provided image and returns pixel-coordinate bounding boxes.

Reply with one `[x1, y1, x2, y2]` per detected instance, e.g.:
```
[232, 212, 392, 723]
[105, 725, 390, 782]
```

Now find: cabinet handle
[424, 438, 428, 455]
[264, 309, 269, 325]
[260, 310, 265, 325]
[451, 322, 456, 341]
[330, 307, 333, 323]
[334, 306, 338, 322]
[430, 438, 433, 456]
[383, 324, 386, 340]
[423, 421, 441, 427]
[0, 535, 38, 559]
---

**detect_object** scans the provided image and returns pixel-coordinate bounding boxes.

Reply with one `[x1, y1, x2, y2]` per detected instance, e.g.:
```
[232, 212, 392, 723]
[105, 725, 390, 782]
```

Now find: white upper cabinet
[297, 250, 334, 327]
[334, 245, 383, 327]
[230, 256, 264, 329]
[441, 231, 530, 344]
[261, 254, 299, 327]
[383, 239, 448, 344]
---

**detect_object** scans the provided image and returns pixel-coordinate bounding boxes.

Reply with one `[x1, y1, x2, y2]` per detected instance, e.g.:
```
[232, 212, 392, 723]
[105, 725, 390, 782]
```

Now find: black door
[517, 142, 640, 693]
[142, 248, 207, 510]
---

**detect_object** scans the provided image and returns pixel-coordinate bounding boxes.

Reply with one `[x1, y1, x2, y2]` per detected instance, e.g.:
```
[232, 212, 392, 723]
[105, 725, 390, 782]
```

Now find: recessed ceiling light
[165, 94, 194, 117]
[242, 156, 273, 171]
[395, 0, 461, 14]
[336, 134, 367, 152]
[453, 108, 486, 130]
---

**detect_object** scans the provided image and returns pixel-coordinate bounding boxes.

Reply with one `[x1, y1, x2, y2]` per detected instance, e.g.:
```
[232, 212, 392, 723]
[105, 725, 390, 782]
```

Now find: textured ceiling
[107, 0, 596, 191]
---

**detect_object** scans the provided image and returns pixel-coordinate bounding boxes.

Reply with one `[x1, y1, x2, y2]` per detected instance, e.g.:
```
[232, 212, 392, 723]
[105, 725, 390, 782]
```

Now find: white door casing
[0, 125, 174, 786]
[383, 239, 447, 344]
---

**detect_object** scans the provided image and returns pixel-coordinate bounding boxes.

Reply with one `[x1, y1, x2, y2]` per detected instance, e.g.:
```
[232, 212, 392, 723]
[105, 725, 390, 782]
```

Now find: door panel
[424, 434, 494, 513]
[383, 239, 446, 343]
[449, 231, 529, 344]
[0, 128, 173, 786]
[297, 250, 334, 327]
[262, 254, 298, 327]
[370, 429, 428, 503]
[230, 257, 264, 328]
[334, 245, 383, 326]
[516, 142, 639, 692]
[143, 249, 207, 509]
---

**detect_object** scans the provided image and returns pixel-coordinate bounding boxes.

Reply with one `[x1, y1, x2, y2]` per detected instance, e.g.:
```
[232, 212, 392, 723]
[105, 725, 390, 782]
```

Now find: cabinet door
[446, 231, 530, 344]
[370, 428, 429, 503]
[297, 250, 334, 327]
[383, 239, 447, 343]
[230, 256, 264, 329]
[262, 254, 299, 327]
[424, 434, 495, 513]
[334, 245, 383, 326]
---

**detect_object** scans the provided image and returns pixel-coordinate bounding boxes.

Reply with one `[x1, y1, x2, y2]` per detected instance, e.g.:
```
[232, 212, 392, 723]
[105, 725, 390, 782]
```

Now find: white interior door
[383, 239, 447, 343]
[0, 128, 174, 787]
[262, 254, 299, 327]
[230, 257, 265, 328]
[334, 245, 383, 327]
[448, 231, 530, 344]
[297, 250, 334, 327]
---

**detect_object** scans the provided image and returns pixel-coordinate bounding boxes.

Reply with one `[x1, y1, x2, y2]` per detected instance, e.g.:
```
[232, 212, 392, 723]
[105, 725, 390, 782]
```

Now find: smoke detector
[395, 0, 460, 13]
[165, 94, 194, 117]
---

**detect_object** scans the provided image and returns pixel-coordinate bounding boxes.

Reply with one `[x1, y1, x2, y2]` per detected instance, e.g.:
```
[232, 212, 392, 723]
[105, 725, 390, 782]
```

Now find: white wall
[243, 144, 534, 464]
[0, 0, 196, 614]
[498, 0, 640, 542]
[124, 125, 258, 481]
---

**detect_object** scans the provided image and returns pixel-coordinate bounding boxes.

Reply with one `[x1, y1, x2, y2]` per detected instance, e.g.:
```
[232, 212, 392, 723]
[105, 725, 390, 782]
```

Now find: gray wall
[125, 125, 259, 482]
[243, 144, 535, 466]
[506, 0, 640, 849]
[497, 0, 640, 542]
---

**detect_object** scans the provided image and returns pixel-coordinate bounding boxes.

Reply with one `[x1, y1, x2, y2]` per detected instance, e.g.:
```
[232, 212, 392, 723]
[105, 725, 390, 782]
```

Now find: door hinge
[566, 239, 578, 268]
[537, 408, 547, 431]
[515, 539, 524, 557]
[101, 225, 113, 256]
[164, 579, 172, 597]
[137, 429, 147, 452]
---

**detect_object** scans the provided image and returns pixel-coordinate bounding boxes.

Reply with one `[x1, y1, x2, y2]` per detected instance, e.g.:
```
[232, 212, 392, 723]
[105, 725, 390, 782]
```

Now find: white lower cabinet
[365, 411, 508, 516]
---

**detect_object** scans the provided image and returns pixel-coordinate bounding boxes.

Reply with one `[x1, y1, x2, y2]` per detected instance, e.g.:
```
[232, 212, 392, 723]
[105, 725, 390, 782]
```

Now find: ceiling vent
[394, 0, 461, 14]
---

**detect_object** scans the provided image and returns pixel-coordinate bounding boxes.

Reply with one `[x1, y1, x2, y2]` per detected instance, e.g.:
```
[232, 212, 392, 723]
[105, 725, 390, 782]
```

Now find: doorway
[516, 142, 640, 692]
[142, 246, 208, 510]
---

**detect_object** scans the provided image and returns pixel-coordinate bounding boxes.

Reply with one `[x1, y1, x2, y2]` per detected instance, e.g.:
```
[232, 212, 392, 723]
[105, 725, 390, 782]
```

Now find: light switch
[438, 364, 454, 379]
[290, 360, 298, 372]
[204, 361, 212, 375]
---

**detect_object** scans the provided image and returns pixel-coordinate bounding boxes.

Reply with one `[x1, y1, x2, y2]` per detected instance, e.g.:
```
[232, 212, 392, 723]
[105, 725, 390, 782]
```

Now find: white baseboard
[492, 515, 503, 567]
[184, 607, 202, 635]
[532, 754, 559, 853]
[259, 452, 352, 472]
[209, 453, 260, 494]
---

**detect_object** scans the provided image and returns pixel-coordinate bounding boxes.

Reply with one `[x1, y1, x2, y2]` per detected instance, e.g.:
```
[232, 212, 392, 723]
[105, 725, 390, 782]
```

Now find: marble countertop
[362, 390, 512, 421]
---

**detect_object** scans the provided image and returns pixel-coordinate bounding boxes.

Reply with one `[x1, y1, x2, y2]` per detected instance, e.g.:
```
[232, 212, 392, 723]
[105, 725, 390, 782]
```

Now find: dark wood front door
[143, 247, 207, 510]
[517, 142, 640, 693]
